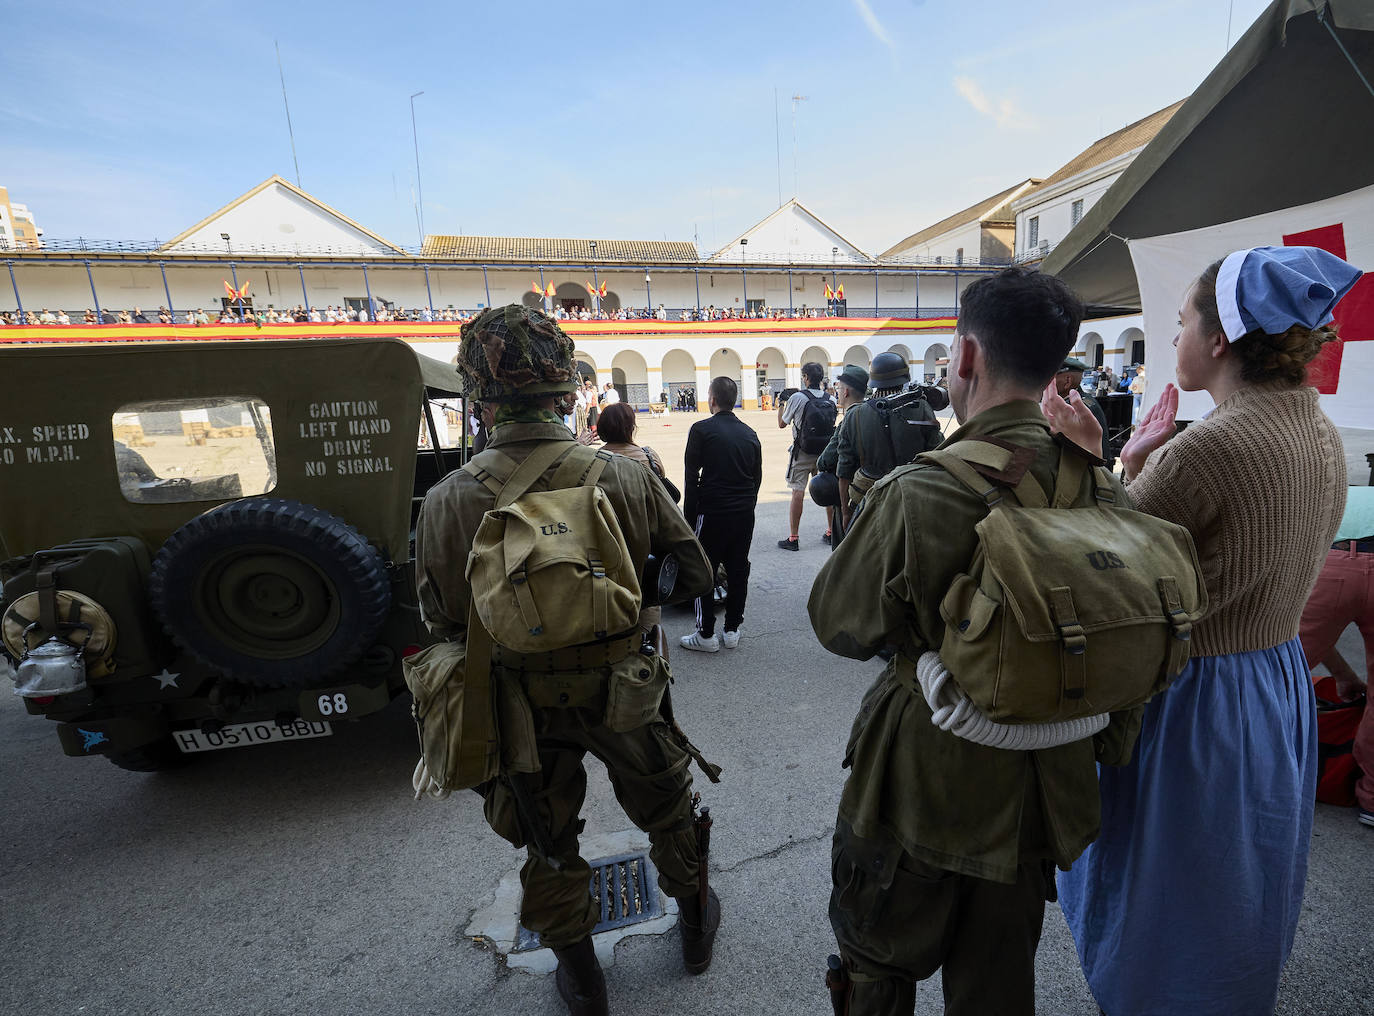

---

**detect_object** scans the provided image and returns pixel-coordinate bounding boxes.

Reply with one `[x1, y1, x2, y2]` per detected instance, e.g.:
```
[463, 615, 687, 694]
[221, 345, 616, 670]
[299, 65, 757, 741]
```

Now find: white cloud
[851, 0, 894, 50]
[953, 76, 1037, 130]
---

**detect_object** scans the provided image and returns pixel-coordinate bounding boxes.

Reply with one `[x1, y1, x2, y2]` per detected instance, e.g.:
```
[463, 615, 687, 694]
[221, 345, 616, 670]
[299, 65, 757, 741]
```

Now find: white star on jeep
[153, 668, 180, 689]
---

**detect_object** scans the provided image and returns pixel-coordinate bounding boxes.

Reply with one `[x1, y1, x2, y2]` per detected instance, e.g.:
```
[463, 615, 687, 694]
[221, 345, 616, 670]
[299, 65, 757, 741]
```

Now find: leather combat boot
[675, 888, 721, 975]
[552, 936, 608, 1016]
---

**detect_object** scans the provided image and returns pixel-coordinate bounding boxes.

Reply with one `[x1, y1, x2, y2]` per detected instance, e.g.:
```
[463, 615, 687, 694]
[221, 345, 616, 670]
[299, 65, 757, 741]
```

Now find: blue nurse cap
[1215, 245, 1363, 342]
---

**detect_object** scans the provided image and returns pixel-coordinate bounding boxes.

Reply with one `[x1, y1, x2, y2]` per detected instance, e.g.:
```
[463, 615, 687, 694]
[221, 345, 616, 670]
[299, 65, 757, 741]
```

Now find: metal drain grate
[512, 850, 663, 952]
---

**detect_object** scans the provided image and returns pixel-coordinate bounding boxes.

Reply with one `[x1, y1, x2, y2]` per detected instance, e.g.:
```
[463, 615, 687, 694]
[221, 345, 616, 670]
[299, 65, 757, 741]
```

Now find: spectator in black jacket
[680, 375, 763, 652]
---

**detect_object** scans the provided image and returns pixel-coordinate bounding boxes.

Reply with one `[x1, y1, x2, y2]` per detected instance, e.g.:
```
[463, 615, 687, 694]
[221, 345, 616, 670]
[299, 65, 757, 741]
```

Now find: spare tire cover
[148, 498, 390, 686]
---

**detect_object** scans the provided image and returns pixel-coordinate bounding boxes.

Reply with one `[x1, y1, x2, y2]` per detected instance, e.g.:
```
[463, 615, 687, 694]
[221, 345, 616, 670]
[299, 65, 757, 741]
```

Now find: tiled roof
[1035, 100, 1186, 190]
[880, 179, 1040, 259]
[420, 236, 699, 262]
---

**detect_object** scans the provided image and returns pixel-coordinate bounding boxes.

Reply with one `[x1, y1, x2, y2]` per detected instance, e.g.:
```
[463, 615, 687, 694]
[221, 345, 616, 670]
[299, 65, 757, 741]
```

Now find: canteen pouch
[928, 440, 1207, 724]
[604, 650, 672, 733]
[403, 634, 498, 792]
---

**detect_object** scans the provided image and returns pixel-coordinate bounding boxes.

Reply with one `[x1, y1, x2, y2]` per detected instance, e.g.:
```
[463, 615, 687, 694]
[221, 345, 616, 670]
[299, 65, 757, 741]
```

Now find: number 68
[317, 692, 349, 716]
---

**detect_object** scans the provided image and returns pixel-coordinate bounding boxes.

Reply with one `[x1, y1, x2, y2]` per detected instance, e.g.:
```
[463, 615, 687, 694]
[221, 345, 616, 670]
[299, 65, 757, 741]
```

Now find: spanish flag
[835, 283, 844, 301]
[223, 279, 251, 300]
[824, 283, 833, 301]
[545, 282, 557, 298]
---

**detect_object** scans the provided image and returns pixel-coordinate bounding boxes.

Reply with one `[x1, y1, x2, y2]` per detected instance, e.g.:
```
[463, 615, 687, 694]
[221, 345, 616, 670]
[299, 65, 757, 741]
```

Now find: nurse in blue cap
[1051, 246, 1361, 1016]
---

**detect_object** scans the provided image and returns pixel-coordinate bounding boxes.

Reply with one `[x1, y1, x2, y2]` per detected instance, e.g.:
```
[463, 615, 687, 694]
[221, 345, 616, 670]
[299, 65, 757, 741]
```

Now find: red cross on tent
[1281, 223, 1373, 395]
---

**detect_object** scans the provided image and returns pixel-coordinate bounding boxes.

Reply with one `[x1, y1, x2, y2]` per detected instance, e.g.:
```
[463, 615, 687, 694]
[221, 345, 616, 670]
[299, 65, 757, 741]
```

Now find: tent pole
[1318, 8, 1374, 103]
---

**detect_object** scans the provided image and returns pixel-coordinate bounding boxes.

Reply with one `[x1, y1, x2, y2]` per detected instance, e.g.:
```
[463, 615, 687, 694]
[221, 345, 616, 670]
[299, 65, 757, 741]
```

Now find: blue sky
[3, 0, 1272, 254]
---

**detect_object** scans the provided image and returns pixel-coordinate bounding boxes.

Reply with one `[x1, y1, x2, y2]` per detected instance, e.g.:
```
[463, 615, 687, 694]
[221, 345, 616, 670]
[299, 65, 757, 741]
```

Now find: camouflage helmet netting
[456, 304, 578, 401]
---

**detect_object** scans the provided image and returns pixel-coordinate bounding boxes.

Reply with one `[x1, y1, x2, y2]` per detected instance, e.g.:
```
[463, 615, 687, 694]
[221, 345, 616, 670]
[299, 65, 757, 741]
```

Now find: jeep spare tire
[149, 498, 390, 686]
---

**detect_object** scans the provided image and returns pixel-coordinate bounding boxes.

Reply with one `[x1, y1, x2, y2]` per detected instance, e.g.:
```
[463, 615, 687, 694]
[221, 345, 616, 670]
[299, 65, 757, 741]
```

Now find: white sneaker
[720, 630, 740, 649]
[680, 631, 720, 653]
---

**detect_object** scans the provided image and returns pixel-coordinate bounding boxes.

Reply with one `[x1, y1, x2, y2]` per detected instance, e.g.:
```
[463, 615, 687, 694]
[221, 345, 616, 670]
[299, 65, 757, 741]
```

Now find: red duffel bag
[1314, 675, 1366, 807]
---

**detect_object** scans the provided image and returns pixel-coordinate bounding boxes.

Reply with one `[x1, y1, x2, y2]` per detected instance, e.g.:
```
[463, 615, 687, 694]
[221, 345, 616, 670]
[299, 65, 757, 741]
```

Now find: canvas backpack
[920, 438, 1207, 724]
[797, 390, 837, 455]
[464, 442, 642, 652]
[403, 441, 642, 795]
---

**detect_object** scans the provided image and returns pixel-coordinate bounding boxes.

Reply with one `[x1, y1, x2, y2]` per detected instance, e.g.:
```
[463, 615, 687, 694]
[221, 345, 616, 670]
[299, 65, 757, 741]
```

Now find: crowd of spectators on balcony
[550, 302, 837, 322]
[1, 300, 851, 327]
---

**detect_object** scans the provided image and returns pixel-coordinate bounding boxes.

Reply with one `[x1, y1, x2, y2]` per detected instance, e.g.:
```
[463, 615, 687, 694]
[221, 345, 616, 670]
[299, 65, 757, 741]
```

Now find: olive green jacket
[835, 395, 942, 482]
[416, 421, 713, 639]
[809, 400, 1142, 883]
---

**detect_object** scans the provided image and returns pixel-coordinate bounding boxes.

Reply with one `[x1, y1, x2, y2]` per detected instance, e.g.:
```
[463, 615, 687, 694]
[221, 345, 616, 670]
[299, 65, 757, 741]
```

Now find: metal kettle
[13, 623, 89, 698]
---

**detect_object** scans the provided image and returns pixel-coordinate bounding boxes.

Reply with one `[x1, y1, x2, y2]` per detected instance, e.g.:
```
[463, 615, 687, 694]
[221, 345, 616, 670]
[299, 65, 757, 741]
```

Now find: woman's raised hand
[1041, 381, 1103, 454]
[1120, 382, 1179, 480]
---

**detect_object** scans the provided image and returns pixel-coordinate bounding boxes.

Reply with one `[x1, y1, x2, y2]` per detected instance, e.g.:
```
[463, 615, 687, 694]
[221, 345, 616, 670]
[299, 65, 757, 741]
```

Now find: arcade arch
[1120, 327, 1145, 366]
[1082, 332, 1104, 368]
[662, 348, 696, 408]
[755, 346, 787, 400]
[611, 349, 649, 405]
[885, 343, 913, 366]
[574, 352, 597, 385]
[923, 342, 950, 382]
[709, 348, 744, 407]
[842, 344, 871, 370]
[800, 345, 831, 376]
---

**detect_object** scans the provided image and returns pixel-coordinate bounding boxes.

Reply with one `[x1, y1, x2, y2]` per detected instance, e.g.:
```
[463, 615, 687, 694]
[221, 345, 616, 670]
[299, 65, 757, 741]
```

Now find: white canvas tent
[1043, 0, 1374, 437]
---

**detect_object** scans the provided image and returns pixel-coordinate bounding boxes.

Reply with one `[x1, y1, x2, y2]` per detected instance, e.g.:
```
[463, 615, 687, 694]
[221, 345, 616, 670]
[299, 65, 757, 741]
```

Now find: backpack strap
[495, 442, 574, 509]
[462, 449, 518, 497]
[549, 444, 614, 490]
[1051, 447, 1087, 508]
[920, 440, 1049, 509]
[1048, 586, 1088, 703]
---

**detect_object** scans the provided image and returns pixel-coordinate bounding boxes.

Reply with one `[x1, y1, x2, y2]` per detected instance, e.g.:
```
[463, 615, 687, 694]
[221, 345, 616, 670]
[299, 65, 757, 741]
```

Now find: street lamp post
[831, 246, 838, 318]
[740, 238, 748, 315]
[589, 241, 599, 315]
[410, 91, 425, 247]
[221, 232, 232, 255]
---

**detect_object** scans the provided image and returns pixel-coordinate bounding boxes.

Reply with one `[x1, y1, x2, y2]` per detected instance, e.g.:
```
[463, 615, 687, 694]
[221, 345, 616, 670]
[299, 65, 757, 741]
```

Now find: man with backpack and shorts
[777, 361, 837, 549]
[414, 306, 720, 1016]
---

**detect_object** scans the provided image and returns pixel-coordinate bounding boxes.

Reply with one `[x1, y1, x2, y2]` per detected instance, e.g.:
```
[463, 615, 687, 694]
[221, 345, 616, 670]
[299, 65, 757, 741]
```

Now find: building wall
[892, 221, 983, 265]
[167, 183, 396, 255]
[0, 262, 972, 319]
[1015, 174, 1122, 259]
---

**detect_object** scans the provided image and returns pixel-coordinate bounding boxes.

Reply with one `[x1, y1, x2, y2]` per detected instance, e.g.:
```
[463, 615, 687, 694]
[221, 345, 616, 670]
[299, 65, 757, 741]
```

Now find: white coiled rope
[412, 757, 451, 800]
[916, 651, 1108, 750]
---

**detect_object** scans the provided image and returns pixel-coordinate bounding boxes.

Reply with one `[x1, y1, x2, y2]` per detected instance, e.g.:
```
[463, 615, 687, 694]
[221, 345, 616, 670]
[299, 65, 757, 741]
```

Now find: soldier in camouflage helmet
[416, 305, 719, 1015]
[455, 304, 581, 402]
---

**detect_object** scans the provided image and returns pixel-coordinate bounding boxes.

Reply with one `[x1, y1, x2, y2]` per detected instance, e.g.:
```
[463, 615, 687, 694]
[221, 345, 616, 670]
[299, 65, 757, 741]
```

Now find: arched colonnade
[573, 338, 953, 410]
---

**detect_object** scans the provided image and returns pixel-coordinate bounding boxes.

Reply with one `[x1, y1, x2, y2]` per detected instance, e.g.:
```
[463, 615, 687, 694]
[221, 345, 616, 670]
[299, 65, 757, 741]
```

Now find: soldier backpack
[921, 438, 1207, 723]
[797, 391, 837, 455]
[404, 442, 643, 795]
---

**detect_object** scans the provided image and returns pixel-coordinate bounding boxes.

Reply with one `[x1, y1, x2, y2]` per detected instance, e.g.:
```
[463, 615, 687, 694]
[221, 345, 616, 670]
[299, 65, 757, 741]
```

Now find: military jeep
[0, 338, 467, 771]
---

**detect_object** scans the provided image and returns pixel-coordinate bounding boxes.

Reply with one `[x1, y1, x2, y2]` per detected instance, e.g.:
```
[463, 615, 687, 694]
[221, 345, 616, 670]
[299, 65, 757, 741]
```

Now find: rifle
[693, 793, 712, 919]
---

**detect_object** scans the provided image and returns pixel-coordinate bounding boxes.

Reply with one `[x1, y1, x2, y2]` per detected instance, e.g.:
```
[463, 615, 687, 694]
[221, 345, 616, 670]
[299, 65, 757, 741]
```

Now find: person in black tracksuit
[679, 375, 763, 652]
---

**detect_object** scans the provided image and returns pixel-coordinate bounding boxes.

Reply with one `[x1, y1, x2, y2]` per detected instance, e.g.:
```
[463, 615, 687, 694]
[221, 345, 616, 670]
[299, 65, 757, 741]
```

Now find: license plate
[173, 719, 332, 754]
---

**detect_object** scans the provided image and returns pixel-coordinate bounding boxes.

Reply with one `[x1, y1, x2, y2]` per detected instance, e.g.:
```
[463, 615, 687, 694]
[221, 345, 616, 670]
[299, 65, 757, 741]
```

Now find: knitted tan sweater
[1131, 383, 1347, 657]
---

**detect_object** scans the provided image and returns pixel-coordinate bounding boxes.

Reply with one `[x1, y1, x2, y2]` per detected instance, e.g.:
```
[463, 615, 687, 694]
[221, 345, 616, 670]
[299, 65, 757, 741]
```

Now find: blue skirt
[1058, 638, 1318, 1016]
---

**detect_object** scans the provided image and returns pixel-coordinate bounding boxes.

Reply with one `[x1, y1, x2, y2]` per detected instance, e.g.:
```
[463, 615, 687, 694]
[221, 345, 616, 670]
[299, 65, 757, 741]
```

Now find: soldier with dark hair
[415, 306, 719, 1016]
[811, 268, 1139, 1015]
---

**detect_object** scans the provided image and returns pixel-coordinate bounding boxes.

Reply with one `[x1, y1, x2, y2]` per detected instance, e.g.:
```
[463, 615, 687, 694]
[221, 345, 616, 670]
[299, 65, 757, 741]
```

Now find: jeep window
[421, 397, 466, 450]
[112, 397, 277, 504]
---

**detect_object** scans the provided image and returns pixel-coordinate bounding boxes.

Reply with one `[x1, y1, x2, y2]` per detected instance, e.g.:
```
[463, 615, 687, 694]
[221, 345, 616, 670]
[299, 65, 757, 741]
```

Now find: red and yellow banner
[0, 316, 957, 345]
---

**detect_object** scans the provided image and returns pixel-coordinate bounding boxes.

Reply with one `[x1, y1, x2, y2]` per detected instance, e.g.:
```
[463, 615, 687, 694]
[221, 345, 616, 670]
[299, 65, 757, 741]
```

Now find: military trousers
[829, 819, 1055, 1016]
[483, 705, 699, 950]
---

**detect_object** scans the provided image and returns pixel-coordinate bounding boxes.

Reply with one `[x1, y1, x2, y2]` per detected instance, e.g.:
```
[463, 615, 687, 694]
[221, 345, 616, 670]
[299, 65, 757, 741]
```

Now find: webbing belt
[491, 631, 639, 673]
